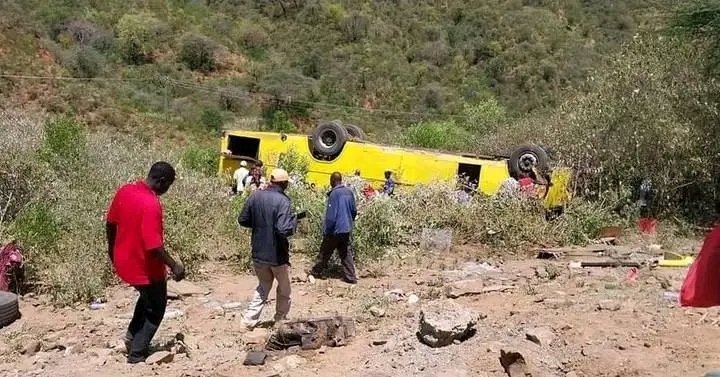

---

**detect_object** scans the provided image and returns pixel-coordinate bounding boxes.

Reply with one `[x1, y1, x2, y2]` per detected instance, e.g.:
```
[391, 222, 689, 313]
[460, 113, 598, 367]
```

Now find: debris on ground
[243, 351, 267, 366]
[369, 305, 386, 317]
[385, 289, 405, 302]
[265, 316, 355, 351]
[417, 300, 482, 348]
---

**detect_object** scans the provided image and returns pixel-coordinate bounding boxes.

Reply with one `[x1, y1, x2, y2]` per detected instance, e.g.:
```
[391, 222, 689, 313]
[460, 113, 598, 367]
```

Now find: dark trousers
[311, 233, 357, 282]
[126, 280, 167, 361]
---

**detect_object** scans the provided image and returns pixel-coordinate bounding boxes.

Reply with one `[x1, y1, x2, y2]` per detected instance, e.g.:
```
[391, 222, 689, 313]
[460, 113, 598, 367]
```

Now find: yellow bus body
[218, 130, 570, 208]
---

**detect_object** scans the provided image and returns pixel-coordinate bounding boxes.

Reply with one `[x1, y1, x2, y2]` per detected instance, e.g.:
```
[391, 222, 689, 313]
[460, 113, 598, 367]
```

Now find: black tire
[0, 291, 20, 328]
[343, 124, 365, 140]
[508, 144, 549, 179]
[312, 122, 348, 156]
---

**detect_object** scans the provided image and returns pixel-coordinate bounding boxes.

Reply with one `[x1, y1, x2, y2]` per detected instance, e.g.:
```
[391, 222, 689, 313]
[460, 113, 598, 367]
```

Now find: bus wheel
[508, 144, 549, 178]
[344, 124, 365, 140]
[312, 122, 348, 156]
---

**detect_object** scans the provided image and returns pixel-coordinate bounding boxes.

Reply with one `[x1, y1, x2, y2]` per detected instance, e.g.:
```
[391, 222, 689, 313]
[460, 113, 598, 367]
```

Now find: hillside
[0, 0, 678, 140]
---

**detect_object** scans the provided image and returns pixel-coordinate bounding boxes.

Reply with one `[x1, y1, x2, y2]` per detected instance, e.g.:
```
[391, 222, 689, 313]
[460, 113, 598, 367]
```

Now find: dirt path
[1, 246, 720, 377]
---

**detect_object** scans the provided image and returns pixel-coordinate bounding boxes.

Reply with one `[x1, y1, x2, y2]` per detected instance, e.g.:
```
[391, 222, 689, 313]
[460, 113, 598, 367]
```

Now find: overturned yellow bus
[218, 122, 570, 208]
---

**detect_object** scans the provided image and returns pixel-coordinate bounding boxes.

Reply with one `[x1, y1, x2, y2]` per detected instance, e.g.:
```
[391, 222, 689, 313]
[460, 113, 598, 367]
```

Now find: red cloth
[638, 218, 657, 234]
[680, 225, 720, 307]
[106, 181, 166, 285]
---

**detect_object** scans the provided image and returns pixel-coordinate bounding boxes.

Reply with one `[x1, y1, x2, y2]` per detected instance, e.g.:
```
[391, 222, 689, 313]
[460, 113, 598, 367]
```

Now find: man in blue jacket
[310, 172, 358, 284]
[238, 168, 303, 328]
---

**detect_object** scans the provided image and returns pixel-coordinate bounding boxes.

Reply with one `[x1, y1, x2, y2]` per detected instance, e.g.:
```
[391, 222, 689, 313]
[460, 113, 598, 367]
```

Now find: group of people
[232, 160, 267, 195]
[105, 162, 362, 363]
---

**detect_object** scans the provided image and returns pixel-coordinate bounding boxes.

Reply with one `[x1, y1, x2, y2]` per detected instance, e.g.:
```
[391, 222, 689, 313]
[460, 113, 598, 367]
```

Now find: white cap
[240, 160, 248, 167]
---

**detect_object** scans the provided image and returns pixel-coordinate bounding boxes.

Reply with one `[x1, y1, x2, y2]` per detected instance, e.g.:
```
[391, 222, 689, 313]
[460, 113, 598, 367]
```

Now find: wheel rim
[320, 130, 337, 148]
[518, 152, 537, 173]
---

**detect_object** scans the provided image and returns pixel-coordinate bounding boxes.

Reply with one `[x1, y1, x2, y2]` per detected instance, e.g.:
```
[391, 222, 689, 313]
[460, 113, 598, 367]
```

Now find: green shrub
[266, 110, 298, 133]
[10, 203, 62, 253]
[40, 117, 86, 168]
[116, 12, 168, 64]
[67, 46, 105, 78]
[182, 146, 219, 176]
[277, 145, 309, 179]
[200, 109, 224, 132]
[404, 120, 469, 150]
[179, 33, 217, 72]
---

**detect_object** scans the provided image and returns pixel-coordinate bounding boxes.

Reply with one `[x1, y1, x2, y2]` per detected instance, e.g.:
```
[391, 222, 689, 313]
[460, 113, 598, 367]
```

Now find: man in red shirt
[105, 162, 185, 364]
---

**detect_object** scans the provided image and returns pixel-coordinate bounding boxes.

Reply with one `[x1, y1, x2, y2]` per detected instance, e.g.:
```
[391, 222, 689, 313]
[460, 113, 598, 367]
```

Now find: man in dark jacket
[238, 168, 301, 328]
[310, 172, 358, 284]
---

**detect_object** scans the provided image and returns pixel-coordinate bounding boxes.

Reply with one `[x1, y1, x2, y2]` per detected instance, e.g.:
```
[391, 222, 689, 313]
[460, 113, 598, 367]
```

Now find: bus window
[458, 163, 481, 188]
[228, 135, 260, 159]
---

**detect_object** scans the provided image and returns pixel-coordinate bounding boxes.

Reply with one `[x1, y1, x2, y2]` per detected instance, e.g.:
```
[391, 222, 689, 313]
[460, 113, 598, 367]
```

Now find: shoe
[128, 356, 147, 364]
[341, 277, 358, 285]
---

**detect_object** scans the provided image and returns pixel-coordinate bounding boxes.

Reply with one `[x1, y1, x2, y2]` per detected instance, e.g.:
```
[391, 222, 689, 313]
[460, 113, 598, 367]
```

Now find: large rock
[417, 300, 482, 348]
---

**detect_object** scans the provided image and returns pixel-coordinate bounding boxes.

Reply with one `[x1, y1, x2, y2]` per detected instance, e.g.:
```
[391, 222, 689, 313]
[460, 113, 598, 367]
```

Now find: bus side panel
[478, 162, 509, 195]
[399, 151, 457, 184]
[218, 137, 239, 175]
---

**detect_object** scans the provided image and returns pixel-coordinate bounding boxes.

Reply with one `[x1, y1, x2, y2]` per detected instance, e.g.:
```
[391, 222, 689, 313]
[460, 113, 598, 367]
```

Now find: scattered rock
[499, 349, 532, 377]
[417, 300, 482, 348]
[89, 348, 113, 358]
[273, 354, 307, 373]
[369, 306, 386, 317]
[407, 294, 420, 305]
[543, 298, 573, 309]
[167, 280, 209, 298]
[242, 328, 270, 345]
[385, 289, 405, 302]
[22, 340, 42, 356]
[566, 372, 579, 377]
[308, 275, 316, 285]
[445, 279, 484, 298]
[525, 327, 555, 346]
[372, 339, 388, 346]
[221, 302, 243, 311]
[166, 291, 180, 300]
[442, 261, 500, 281]
[597, 300, 621, 311]
[163, 309, 185, 320]
[145, 351, 174, 365]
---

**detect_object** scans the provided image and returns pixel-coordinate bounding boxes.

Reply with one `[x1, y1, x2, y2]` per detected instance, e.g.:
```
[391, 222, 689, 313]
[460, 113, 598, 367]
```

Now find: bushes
[179, 33, 217, 72]
[116, 12, 168, 64]
[0, 112, 248, 304]
[404, 120, 470, 150]
[182, 146, 219, 176]
[40, 117, 86, 168]
[66, 46, 105, 78]
[200, 108, 224, 132]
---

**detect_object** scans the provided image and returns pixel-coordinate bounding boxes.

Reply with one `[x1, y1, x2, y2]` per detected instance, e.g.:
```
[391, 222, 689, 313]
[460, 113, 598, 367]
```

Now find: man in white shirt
[233, 161, 250, 195]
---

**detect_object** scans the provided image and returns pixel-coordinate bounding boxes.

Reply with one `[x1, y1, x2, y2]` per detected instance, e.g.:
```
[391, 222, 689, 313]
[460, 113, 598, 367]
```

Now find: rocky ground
[1, 241, 720, 377]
